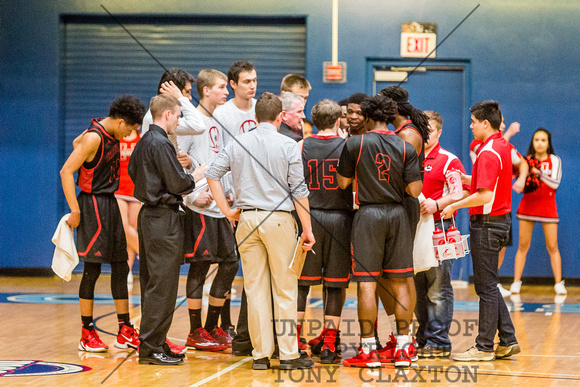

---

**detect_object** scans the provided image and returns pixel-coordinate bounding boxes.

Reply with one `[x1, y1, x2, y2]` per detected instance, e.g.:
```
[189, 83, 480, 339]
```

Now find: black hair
[470, 100, 502, 130]
[338, 98, 348, 107]
[109, 95, 147, 126]
[157, 68, 195, 95]
[527, 127, 555, 157]
[228, 61, 255, 84]
[379, 85, 430, 143]
[360, 95, 397, 124]
[347, 93, 369, 106]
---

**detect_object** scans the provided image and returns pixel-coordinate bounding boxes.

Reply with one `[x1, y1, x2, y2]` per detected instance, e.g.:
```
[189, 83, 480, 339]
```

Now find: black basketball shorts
[77, 192, 128, 263]
[299, 209, 353, 288]
[352, 203, 414, 281]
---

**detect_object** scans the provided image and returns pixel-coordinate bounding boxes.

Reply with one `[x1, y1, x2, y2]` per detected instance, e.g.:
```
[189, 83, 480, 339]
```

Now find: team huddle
[61, 60, 565, 369]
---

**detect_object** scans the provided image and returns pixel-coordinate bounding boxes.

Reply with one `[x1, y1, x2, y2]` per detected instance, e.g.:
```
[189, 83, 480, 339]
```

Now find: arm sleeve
[287, 141, 309, 200]
[154, 141, 196, 196]
[336, 136, 359, 178]
[205, 146, 232, 181]
[403, 142, 422, 185]
[175, 97, 206, 136]
[540, 155, 562, 190]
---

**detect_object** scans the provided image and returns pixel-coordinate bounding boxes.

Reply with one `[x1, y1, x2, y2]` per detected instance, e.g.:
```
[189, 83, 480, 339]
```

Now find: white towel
[413, 193, 439, 274]
[51, 214, 79, 281]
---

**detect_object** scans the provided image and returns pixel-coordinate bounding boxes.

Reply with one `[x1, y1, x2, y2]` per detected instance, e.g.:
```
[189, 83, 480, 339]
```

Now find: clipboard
[289, 237, 308, 278]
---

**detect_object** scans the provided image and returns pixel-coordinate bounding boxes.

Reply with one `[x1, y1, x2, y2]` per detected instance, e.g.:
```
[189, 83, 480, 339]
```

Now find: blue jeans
[415, 219, 454, 350]
[470, 215, 517, 352]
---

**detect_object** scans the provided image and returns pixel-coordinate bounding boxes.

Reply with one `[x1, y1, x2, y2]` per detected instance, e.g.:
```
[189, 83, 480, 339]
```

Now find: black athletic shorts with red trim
[77, 192, 128, 263]
[299, 209, 353, 288]
[183, 208, 237, 263]
[352, 203, 414, 280]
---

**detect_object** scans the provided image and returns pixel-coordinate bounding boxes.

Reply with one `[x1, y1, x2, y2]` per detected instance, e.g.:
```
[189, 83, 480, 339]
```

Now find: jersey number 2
[375, 153, 391, 181]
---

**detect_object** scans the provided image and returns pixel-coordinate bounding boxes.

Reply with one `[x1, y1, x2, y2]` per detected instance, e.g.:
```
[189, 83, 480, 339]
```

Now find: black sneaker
[279, 356, 315, 370]
[320, 348, 338, 364]
[252, 357, 270, 370]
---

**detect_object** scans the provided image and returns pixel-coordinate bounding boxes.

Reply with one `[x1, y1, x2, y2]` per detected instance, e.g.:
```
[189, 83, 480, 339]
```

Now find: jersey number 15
[307, 159, 339, 190]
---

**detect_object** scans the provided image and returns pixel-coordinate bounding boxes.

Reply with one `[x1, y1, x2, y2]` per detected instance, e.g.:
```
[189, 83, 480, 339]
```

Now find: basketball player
[213, 61, 257, 355]
[377, 85, 430, 356]
[177, 69, 238, 351]
[60, 95, 146, 353]
[297, 99, 352, 364]
[213, 61, 258, 146]
[141, 68, 205, 140]
[280, 74, 311, 104]
[337, 94, 422, 368]
[345, 93, 369, 136]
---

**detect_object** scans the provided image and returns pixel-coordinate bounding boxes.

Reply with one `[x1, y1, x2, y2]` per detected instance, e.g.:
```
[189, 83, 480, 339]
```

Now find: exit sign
[400, 22, 437, 58]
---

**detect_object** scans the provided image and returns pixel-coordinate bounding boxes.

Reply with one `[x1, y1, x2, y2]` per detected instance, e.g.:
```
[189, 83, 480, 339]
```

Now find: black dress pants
[138, 206, 183, 357]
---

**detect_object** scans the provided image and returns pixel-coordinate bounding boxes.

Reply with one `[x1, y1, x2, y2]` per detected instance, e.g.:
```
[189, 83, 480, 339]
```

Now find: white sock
[396, 334, 411, 350]
[361, 336, 376, 354]
[388, 314, 397, 335]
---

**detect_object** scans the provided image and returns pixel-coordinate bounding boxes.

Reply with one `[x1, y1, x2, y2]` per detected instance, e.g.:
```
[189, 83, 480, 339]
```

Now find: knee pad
[209, 261, 239, 299]
[186, 261, 211, 299]
[79, 262, 102, 300]
[110, 261, 130, 300]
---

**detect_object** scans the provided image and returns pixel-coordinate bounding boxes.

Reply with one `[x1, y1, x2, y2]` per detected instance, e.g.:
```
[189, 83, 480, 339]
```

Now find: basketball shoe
[187, 327, 228, 351]
[79, 328, 108, 352]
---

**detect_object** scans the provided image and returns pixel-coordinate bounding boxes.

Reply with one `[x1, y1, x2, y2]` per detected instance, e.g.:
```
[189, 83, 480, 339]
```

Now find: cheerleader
[510, 128, 565, 294]
[115, 129, 141, 284]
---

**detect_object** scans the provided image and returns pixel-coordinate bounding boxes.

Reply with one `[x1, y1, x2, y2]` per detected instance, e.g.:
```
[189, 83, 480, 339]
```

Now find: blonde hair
[196, 69, 227, 97]
[150, 94, 181, 120]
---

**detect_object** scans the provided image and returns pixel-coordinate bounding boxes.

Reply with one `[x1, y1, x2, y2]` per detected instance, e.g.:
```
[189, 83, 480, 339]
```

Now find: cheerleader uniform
[516, 154, 562, 223]
[115, 133, 141, 203]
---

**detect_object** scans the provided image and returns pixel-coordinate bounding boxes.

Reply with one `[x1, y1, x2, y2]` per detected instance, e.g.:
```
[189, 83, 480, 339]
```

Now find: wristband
[436, 201, 440, 211]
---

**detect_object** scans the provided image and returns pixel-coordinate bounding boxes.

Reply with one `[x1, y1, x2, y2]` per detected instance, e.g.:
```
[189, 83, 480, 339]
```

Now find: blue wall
[1, 0, 579, 279]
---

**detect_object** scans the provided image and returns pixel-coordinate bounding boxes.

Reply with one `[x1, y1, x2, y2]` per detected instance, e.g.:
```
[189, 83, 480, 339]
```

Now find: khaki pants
[236, 210, 299, 360]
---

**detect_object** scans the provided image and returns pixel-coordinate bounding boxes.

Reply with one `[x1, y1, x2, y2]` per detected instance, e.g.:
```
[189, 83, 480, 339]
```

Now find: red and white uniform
[423, 144, 470, 221]
[471, 139, 521, 172]
[115, 133, 140, 197]
[470, 133, 513, 216]
[517, 154, 561, 223]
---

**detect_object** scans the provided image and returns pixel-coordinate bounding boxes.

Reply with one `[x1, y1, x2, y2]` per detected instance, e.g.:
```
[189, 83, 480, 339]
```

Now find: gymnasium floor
[1, 275, 579, 386]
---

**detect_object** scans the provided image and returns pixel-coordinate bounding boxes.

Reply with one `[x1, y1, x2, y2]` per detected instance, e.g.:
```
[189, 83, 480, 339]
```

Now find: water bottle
[432, 227, 445, 259]
[446, 169, 463, 200]
[445, 225, 462, 257]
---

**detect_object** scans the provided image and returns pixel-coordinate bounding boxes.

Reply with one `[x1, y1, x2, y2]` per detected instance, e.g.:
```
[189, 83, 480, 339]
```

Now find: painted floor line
[189, 357, 253, 387]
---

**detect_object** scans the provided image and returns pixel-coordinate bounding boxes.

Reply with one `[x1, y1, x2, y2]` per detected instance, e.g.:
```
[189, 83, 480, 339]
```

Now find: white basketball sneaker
[510, 281, 522, 294]
[554, 280, 567, 295]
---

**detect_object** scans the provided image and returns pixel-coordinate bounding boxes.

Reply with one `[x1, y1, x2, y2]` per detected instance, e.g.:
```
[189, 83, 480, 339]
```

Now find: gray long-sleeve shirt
[205, 122, 309, 212]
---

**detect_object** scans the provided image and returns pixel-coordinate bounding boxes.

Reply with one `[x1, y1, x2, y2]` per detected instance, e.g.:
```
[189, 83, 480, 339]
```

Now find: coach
[206, 92, 315, 371]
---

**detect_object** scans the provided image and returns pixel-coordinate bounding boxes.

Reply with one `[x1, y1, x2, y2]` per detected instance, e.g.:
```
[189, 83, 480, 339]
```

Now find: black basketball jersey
[337, 130, 421, 205]
[395, 120, 425, 181]
[302, 134, 353, 211]
[77, 118, 120, 194]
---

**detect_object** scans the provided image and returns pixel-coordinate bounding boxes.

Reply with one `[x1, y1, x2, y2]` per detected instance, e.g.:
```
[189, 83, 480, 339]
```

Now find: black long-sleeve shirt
[129, 124, 195, 206]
